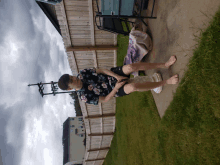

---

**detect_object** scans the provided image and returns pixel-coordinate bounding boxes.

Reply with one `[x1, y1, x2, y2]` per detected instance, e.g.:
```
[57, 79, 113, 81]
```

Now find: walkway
[141, 0, 220, 117]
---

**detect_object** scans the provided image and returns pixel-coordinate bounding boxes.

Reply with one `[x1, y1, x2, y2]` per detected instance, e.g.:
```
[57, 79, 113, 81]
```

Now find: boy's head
[58, 74, 82, 91]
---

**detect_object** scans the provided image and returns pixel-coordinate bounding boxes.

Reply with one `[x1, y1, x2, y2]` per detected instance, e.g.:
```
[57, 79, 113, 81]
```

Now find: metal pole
[43, 91, 76, 95]
[28, 81, 76, 97]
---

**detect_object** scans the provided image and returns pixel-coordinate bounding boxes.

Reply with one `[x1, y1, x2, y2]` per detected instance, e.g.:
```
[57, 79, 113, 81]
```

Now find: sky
[0, 0, 76, 164]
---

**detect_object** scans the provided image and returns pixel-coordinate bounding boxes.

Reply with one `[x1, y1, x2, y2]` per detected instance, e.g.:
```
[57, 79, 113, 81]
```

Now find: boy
[58, 56, 178, 105]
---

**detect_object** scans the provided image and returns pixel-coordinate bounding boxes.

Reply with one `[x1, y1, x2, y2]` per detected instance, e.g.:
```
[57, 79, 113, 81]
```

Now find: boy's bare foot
[166, 74, 179, 84]
[165, 55, 177, 68]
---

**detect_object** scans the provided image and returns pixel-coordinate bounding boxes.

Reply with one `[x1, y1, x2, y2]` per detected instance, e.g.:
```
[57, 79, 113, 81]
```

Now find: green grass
[103, 7, 220, 165]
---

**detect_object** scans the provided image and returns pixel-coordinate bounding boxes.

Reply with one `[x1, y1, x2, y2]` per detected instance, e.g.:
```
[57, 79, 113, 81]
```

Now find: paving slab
[140, 0, 220, 118]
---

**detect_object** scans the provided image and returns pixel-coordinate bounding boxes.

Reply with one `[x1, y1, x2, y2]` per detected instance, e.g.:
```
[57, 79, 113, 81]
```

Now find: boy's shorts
[110, 66, 130, 97]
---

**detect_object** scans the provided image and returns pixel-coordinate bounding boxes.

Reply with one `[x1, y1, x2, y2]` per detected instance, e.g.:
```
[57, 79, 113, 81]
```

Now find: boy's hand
[115, 80, 127, 90]
[116, 75, 129, 83]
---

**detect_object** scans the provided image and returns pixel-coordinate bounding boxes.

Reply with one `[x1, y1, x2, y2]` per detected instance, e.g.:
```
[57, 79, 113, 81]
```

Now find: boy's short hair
[58, 74, 70, 90]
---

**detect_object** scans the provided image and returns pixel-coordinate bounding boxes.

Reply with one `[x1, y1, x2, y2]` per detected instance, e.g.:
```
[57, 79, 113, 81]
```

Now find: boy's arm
[99, 96, 106, 103]
[99, 88, 118, 103]
[96, 68, 119, 79]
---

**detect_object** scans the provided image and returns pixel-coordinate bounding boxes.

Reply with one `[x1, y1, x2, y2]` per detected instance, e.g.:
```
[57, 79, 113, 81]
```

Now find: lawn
[103, 7, 220, 165]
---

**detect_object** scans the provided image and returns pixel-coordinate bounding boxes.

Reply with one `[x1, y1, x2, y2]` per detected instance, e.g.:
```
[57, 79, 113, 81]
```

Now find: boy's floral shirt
[76, 67, 119, 105]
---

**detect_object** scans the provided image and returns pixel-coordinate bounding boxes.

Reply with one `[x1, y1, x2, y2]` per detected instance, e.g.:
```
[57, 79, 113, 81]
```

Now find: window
[78, 117, 83, 121]
[70, 129, 73, 133]
[71, 125, 75, 127]
[79, 126, 83, 128]
[71, 118, 74, 120]
[79, 134, 84, 137]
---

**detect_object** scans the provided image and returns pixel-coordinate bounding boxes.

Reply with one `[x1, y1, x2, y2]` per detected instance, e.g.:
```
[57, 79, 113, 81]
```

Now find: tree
[69, 92, 82, 116]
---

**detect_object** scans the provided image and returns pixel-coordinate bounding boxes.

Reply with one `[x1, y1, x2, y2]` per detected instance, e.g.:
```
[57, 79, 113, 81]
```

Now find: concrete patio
[139, 0, 220, 118]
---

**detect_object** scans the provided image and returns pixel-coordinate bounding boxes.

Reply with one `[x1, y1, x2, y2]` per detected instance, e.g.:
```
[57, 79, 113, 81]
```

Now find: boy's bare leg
[124, 74, 179, 94]
[122, 56, 177, 75]
[134, 80, 167, 92]
[135, 74, 179, 91]
[131, 74, 179, 92]
[134, 55, 177, 70]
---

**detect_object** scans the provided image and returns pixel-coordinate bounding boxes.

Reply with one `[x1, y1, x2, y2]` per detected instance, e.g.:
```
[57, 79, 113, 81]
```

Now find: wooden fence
[80, 98, 116, 165]
[54, 0, 118, 164]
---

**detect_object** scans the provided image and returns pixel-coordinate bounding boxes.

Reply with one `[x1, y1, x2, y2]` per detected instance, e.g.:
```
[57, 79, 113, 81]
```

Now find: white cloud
[19, 94, 74, 165]
[0, 0, 77, 165]
[43, 148, 53, 165]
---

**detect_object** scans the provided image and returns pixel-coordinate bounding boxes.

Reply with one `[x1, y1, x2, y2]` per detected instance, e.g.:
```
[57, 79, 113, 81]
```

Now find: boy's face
[67, 76, 82, 90]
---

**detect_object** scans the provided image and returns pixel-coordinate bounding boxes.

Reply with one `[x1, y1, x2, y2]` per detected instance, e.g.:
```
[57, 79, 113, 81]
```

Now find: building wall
[65, 161, 82, 165]
[0, 149, 3, 165]
[68, 117, 85, 163]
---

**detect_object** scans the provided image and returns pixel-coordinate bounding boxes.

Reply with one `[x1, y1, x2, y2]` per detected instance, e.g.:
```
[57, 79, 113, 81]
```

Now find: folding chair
[95, 0, 156, 35]
[95, 15, 135, 36]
